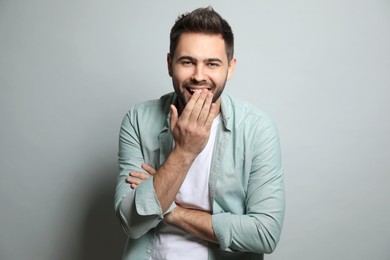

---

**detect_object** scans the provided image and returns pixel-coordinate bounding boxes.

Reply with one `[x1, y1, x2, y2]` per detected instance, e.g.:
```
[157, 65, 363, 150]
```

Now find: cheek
[173, 68, 192, 83]
[210, 71, 228, 85]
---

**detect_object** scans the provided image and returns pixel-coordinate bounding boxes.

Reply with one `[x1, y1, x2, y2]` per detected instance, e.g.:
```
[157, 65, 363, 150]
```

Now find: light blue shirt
[115, 92, 285, 260]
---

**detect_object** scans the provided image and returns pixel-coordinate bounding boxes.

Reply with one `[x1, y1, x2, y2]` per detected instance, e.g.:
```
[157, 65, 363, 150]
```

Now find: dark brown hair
[169, 6, 234, 61]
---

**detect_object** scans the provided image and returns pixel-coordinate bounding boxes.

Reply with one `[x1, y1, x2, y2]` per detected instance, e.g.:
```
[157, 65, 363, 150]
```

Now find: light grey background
[1, 0, 389, 259]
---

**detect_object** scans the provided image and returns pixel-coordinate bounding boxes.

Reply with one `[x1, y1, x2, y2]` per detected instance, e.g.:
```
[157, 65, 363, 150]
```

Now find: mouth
[187, 88, 211, 95]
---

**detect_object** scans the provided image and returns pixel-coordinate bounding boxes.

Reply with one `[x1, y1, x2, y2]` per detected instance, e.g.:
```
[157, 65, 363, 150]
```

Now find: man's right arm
[114, 105, 161, 239]
[154, 90, 216, 212]
[115, 90, 217, 238]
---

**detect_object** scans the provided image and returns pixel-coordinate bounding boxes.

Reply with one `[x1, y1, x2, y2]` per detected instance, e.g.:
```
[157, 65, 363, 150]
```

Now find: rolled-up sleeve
[115, 110, 174, 239]
[212, 115, 285, 254]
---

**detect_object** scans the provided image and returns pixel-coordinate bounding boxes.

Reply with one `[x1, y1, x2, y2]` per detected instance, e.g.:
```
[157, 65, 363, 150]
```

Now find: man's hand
[152, 90, 217, 212]
[126, 163, 156, 189]
[170, 89, 217, 160]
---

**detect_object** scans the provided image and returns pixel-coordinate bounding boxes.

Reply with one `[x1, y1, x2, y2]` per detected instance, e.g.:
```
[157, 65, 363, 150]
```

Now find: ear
[167, 53, 173, 77]
[227, 58, 237, 80]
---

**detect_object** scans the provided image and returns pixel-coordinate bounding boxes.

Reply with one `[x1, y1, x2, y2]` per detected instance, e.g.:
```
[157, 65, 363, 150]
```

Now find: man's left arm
[128, 116, 285, 253]
[127, 172, 218, 243]
[164, 205, 218, 244]
[166, 116, 285, 254]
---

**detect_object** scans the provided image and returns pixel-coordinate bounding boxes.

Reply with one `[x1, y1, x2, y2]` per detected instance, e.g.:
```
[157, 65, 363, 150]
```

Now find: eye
[207, 62, 220, 68]
[180, 60, 194, 67]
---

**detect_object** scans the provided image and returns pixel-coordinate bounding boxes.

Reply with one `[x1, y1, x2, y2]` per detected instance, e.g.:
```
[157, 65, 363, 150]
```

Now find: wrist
[165, 206, 181, 224]
[170, 146, 197, 165]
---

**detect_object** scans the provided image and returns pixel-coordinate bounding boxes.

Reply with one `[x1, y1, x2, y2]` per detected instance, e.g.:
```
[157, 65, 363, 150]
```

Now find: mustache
[183, 79, 214, 89]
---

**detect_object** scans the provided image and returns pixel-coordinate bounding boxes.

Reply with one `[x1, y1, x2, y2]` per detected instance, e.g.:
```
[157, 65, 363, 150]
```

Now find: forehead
[175, 32, 228, 61]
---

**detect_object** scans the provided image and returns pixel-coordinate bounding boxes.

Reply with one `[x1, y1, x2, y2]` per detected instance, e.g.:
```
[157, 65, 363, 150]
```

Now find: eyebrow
[177, 56, 196, 62]
[206, 58, 223, 63]
[177, 56, 223, 63]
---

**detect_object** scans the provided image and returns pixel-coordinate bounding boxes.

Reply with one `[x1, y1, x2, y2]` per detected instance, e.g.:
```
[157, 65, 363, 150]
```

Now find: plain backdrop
[1, 0, 389, 259]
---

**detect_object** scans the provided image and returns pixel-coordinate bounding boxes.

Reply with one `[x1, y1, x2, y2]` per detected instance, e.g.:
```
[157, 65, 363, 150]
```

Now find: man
[115, 6, 285, 260]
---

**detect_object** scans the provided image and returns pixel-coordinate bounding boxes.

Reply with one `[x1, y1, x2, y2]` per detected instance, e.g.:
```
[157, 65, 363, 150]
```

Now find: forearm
[153, 147, 196, 212]
[154, 91, 216, 212]
[166, 206, 218, 244]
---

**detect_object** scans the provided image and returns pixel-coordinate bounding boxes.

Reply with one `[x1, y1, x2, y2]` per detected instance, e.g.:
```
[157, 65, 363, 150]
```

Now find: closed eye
[177, 56, 197, 67]
[206, 58, 223, 68]
[180, 60, 194, 66]
[207, 62, 220, 68]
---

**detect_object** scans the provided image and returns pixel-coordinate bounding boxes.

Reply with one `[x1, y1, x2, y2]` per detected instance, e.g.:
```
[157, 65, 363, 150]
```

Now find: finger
[126, 176, 143, 185]
[197, 91, 214, 125]
[180, 90, 201, 121]
[189, 89, 209, 122]
[204, 103, 217, 129]
[170, 104, 179, 132]
[131, 183, 138, 189]
[130, 171, 150, 180]
[141, 163, 157, 175]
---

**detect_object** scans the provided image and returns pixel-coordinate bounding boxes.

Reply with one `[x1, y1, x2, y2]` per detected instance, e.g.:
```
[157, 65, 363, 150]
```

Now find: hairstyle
[169, 6, 234, 61]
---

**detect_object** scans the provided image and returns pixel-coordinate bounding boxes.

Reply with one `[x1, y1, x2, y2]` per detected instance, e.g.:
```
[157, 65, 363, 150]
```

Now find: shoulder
[221, 94, 276, 129]
[127, 92, 174, 116]
[122, 92, 175, 126]
[130, 92, 174, 114]
[222, 94, 281, 150]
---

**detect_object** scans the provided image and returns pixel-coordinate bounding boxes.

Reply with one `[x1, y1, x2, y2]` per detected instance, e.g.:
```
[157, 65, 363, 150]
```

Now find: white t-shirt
[150, 115, 221, 260]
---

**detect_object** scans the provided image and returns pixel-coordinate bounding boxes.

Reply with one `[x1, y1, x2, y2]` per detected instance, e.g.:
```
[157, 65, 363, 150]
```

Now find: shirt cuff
[212, 212, 232, 250]
[135, 177, 177, 217]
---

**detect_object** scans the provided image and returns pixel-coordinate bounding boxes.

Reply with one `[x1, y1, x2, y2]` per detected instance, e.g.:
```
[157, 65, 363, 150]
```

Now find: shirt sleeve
[212, 116, 285, 254]
[114, 110, 175, 239]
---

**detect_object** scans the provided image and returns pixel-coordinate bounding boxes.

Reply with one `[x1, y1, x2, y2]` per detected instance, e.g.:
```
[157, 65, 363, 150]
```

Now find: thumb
[170, 104, 178, 131]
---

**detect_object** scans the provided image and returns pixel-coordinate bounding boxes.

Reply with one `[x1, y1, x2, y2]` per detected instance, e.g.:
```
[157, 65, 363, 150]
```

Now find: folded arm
[115, 90, 218, 238]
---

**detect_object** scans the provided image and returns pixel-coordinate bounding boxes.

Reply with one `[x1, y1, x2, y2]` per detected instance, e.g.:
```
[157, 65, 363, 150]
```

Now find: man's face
[167, 32, 236, 113]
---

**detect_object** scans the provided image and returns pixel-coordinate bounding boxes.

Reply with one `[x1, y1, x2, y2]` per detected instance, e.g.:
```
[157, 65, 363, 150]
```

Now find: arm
[165, 205, 218, 244]
[127, 169, 218, 244]
[212, 117, 285, 254]
[114, 108, 161, 239]
[154, 90, 217, 212]
[128, 114, 285, 253]
[128, 171, 219, 244]
[115, 90, 217, 238]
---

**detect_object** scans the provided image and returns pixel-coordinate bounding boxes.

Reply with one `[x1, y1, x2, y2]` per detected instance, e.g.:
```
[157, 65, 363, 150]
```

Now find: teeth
[190, 89, 205, 93]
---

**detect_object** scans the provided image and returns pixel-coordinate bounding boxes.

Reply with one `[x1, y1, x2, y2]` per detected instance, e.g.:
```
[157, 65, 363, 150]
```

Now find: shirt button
[146, 249, 152, 254]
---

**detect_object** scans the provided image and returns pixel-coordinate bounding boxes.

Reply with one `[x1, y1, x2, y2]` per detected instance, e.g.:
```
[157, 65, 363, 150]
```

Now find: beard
[173, 78, 227, 113]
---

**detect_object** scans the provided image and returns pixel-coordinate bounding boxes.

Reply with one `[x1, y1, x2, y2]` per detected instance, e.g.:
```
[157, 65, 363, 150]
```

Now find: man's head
[169, 6, 234, 62]
[168, 7, 236, 113]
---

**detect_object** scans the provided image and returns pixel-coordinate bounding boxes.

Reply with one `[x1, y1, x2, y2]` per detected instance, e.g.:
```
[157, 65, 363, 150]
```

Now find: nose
[191, 64, 207, 82]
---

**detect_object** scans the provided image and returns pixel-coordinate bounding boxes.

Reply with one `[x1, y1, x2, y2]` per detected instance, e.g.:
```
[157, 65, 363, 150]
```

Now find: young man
[115, 7, 285, 260]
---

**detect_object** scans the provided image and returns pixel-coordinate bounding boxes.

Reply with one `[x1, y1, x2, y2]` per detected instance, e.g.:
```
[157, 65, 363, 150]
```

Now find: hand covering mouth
[187, 88, 211, 94]
[183, 80, 213, 95]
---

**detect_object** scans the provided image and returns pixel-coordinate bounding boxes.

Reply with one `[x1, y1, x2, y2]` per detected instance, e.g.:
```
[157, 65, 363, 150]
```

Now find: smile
[188, 88, 211, 95]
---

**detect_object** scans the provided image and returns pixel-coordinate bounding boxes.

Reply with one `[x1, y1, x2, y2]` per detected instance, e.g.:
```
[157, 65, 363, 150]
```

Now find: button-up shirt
[115, 92, 285, 260]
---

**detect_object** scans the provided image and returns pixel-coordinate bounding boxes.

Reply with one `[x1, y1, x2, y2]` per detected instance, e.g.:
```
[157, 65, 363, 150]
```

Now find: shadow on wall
[77, 165, 127, 260]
